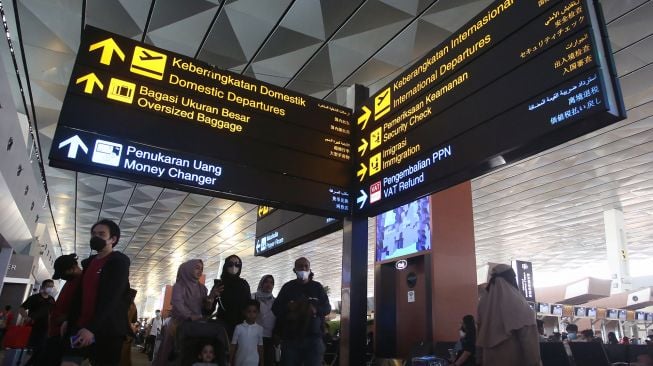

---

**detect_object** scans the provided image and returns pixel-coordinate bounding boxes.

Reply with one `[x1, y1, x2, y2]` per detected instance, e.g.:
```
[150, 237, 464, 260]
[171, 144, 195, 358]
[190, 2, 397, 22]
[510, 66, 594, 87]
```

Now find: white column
[603, 209, 631, 293]
[0, 247, 13, 293]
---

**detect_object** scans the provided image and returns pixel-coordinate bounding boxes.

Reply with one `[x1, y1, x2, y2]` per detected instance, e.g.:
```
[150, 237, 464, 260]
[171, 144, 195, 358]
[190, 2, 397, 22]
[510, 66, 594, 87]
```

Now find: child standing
[192, 343, 218, 366]
[231, 299, 264, 366]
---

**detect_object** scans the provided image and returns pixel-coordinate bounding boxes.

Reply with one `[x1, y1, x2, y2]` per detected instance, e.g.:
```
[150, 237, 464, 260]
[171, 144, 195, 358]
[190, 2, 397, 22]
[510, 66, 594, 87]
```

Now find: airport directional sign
[353, 0, 626, 216]
[50, 26, 352, 216]
[254, 206, 342, 257]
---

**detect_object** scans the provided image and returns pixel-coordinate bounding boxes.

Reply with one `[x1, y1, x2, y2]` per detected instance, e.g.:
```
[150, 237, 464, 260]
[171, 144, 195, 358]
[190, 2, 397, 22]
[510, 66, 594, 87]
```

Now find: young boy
[230, 299, 264, 366]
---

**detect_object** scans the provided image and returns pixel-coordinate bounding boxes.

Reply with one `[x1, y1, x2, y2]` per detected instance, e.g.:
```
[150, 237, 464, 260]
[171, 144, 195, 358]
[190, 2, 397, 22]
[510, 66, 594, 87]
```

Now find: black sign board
[49, 26, 352, 217]
[254, 206, 342, 257]
[513, 260, 536, 302]
[353, 0, 625, 216]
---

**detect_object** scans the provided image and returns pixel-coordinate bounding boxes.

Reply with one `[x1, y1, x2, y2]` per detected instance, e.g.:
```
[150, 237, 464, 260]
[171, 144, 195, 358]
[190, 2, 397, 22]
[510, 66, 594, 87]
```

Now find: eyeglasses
[226, 262, 241, 267]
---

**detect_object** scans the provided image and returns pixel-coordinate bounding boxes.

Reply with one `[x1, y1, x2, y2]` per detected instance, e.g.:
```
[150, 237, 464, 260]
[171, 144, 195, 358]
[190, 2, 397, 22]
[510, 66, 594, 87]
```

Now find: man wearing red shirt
[62, 219, 131, 366]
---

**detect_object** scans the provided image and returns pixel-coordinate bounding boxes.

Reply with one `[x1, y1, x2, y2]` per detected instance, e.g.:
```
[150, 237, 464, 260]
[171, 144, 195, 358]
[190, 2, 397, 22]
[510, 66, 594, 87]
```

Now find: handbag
[2, 325, 32, 349]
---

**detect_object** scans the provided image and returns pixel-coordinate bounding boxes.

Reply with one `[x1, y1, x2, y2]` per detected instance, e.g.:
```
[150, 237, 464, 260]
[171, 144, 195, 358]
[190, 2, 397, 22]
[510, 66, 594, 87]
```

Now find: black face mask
[90, 236, 107, 251]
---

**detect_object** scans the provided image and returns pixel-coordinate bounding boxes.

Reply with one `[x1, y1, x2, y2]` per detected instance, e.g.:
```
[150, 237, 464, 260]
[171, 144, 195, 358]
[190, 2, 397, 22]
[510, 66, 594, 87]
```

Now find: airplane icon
[139, 50, 164, 61]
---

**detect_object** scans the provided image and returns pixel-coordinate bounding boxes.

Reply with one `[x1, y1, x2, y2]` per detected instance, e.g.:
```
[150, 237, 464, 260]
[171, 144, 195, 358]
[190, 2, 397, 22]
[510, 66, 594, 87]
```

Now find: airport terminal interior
[0, 0, 652, 365]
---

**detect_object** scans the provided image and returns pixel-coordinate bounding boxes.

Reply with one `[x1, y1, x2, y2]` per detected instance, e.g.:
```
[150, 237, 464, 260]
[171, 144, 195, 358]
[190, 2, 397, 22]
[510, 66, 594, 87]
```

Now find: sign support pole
[339, 84, 369, 366]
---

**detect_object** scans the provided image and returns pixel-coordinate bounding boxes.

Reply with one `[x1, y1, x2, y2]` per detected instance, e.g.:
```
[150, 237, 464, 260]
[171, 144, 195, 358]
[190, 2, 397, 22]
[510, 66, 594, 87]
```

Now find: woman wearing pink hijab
[477, 264, 541, 366]
[153, 259, 216, 365]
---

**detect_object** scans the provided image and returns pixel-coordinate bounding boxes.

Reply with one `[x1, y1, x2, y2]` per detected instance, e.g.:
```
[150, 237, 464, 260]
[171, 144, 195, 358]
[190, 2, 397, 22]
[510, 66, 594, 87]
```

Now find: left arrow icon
[58, 135, 88, 159]
[357, 189, 368, 210]
[89, 38, 125, 65]
[75, 73, 103, 94]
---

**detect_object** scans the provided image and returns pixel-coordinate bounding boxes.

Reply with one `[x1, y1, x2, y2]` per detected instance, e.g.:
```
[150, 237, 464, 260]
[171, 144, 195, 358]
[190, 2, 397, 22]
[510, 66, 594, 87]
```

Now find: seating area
[540, 342, 651, 366]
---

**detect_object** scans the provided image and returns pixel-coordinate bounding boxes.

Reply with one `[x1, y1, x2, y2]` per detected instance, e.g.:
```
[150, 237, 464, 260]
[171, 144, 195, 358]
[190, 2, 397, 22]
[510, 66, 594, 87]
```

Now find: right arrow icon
[357, 163, 367, 182]
[358, 106, 371, 131]
[358, 138, 369, 157]
[357, 189, 368, 209]
[58, 135, 88, 159]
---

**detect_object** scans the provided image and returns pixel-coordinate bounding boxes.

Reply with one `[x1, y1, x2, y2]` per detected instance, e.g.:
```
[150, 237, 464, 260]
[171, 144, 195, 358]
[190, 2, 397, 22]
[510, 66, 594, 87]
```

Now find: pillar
[430, 181, 478, 341]
[603, 208, 631, 293]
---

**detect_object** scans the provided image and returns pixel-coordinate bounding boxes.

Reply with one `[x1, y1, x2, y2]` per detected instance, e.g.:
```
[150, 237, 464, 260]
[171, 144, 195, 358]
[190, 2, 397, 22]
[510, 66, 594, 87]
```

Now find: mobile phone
[214, 279, 223, 288]
[70, 335, 80, 348]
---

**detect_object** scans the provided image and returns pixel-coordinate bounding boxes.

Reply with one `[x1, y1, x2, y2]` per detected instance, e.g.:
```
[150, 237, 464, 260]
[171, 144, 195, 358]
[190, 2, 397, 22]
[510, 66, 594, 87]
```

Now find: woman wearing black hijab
[209, 255, 251, 337]
[453, 315, 476, 366]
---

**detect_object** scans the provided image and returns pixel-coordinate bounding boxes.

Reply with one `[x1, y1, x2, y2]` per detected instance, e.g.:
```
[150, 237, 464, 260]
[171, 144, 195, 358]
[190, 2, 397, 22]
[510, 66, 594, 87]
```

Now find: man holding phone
[272, 257, 331, 366]
[61, 219, 131, 366]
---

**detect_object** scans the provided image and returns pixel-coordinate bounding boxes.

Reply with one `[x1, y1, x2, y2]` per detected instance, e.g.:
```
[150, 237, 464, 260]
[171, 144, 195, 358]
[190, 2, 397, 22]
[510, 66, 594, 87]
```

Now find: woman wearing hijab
[153, 259, 215, 366]
[209, 255, 251, 338]
[452, 315, 476, 366]
[477, 264, 541, 366]
[253, 275, 276, 366]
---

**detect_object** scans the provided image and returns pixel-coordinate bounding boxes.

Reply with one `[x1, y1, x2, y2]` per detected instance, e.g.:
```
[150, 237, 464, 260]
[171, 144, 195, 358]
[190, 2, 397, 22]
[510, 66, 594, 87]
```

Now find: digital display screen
[586, 307, 597, 318]
[607, 309, 620, 319]
[647, 313, 653, 322]
[354, 0, 625, 216]
[636, 312, 646, 321]
[552, 304, 564, 316]
[575, 307, 587, 317]
[618, 310, 627, 320]
[375, 196, 430, 262]
[538, 303, 551, 314]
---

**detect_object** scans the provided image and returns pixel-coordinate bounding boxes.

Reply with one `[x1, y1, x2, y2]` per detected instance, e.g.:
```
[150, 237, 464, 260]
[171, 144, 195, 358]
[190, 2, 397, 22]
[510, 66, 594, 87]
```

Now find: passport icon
[374, 87, 391, 120]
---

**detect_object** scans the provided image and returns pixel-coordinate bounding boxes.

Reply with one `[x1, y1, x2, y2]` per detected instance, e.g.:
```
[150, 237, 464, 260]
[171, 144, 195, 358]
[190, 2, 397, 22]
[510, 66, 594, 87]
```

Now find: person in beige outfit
[477, 264, 541, 366]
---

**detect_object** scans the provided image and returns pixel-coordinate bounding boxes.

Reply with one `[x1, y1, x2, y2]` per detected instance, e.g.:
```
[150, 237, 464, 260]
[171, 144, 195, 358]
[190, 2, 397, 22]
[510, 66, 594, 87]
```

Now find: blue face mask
[568, 332, 577, 340]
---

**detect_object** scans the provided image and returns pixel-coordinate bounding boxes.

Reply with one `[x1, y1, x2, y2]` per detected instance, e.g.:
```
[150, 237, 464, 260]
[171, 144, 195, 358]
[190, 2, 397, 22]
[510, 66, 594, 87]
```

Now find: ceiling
[0, 0, 652, 308]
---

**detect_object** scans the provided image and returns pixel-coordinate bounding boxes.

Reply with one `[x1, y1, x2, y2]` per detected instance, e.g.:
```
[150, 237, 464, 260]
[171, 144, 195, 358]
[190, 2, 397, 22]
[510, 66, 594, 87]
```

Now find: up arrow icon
[58, 135, 88, 159]
[89, 38, 125, 65]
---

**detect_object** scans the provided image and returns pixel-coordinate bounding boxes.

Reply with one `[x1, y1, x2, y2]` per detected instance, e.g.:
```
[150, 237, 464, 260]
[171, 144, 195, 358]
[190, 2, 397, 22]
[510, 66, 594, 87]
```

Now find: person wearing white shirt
[146, 310, 162, 360]
[231, 300, 264, 366]
[252, 275, 276, 365]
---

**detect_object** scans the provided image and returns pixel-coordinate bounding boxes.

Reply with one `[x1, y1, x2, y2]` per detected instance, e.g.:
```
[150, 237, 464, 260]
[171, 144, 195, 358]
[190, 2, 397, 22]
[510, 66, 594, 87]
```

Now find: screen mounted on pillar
[49, 26, 352, 217]
[375, 196, 431, 262]
[353, 0, 626, 217]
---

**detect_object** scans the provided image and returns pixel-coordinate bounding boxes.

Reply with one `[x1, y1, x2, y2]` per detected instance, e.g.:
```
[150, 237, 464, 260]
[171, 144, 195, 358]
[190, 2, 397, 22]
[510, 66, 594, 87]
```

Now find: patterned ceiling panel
[3, 0, 652, 305]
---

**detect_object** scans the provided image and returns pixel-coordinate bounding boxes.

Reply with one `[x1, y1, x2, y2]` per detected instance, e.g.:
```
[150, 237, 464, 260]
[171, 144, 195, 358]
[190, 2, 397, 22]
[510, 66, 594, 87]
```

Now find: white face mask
[296, 270, 310, 281]
[44, 287, 54, 296]
[459, 330, 466, 338]
[227, 267, 239, 275]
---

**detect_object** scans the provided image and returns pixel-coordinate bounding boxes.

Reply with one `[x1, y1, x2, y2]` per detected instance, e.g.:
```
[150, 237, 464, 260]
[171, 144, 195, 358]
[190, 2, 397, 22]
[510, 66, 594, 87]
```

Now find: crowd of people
[12, 218, 331, 366]
[9, 218, 653, 366]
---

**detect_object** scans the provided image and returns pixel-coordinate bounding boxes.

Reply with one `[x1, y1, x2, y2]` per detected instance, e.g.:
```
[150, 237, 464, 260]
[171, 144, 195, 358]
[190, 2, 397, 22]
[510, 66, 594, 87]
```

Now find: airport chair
[568, 341, 610, 366]
[539, 342, 572, 366]
[603, 344, 628, 364]
[628, 344, 650, 363]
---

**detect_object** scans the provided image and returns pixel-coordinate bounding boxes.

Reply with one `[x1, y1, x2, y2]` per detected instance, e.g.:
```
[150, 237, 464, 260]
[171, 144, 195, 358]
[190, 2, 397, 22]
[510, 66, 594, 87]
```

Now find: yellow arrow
[75, 73, 103, 94]
[357, 163, 367, 182]
[358, 106, 371, 130]
[89, 38, 125, 65]
[358, 138, 369, 157]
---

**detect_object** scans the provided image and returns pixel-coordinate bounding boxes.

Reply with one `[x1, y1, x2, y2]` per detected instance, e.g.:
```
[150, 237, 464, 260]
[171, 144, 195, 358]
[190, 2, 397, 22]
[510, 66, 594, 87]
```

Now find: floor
[0, 346, 152, 365]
